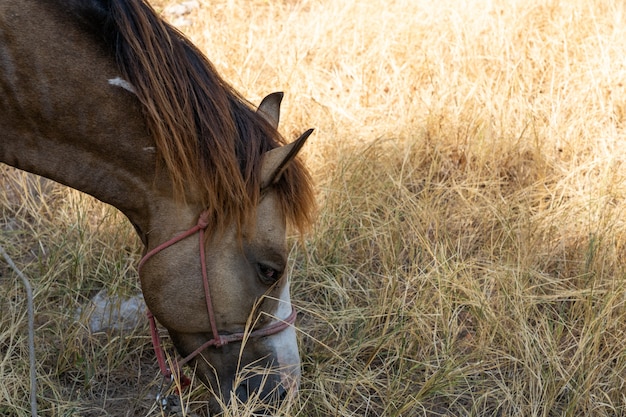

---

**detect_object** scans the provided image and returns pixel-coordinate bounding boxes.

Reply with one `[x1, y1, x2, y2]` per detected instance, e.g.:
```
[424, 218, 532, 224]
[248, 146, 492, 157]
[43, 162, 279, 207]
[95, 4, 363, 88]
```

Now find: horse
[0, 0, 315, 413]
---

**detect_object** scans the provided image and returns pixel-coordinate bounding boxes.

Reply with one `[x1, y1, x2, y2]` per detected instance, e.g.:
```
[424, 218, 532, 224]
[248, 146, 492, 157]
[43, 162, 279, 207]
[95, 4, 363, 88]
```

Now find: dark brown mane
[103, 0, 314, 232]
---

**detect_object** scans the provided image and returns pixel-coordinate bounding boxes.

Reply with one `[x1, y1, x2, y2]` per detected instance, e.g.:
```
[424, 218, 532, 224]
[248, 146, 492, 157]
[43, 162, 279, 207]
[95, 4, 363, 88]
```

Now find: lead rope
[197, 220, 224, 347]
[138, 211, 212, 396]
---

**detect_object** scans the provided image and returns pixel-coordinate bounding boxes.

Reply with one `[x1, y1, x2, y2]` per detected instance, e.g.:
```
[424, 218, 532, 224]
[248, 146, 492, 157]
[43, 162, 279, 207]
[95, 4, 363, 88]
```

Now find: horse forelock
[97, 0, 315, 233]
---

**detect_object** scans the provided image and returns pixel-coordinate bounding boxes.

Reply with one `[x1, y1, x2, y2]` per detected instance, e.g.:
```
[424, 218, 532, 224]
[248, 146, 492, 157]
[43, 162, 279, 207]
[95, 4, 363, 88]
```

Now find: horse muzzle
[168, 326, 301, 414]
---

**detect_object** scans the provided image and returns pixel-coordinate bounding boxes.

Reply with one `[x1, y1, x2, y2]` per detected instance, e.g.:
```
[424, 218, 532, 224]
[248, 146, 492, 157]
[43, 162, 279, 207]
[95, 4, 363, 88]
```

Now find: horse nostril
[235, 381, 250, 403]
[234, 377, 289, 406]
[277, 385, 288, 402]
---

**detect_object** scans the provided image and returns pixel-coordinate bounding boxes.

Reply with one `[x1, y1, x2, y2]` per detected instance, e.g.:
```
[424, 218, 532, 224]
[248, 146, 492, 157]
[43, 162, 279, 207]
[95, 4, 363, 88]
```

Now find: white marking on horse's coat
[262, 282, 301, 392]
[108, 77, 136, 94]
[143, 147, 156, 153]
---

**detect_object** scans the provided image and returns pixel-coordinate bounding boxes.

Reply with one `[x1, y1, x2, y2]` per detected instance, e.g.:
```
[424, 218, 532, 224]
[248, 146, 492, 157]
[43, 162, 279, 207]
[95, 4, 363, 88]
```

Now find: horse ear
[261, 129, 314, 188]
[257, 92, 284, 129]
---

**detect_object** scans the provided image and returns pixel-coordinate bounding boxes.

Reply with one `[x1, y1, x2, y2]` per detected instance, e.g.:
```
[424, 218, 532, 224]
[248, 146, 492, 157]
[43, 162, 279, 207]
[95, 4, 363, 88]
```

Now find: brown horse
[0, 0, 315, 413]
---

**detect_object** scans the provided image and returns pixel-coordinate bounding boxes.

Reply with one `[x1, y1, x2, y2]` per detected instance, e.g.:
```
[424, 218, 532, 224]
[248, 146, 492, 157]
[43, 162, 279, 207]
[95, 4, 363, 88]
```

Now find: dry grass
[3, 0, 626, 415]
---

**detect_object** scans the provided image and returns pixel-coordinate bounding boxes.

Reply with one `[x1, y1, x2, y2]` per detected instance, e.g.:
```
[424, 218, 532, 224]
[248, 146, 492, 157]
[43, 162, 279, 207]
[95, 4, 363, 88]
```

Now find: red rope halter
[138, 210, 297, 385]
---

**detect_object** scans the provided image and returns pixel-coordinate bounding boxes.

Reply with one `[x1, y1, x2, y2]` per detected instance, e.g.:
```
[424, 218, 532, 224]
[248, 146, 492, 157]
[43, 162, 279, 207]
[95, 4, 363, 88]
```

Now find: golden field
[2, 0, 626, 415]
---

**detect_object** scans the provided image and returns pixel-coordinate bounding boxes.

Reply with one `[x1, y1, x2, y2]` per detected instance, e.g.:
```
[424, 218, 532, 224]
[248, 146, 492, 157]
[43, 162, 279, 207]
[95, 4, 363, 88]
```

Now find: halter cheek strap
[138, 210, 297, 384]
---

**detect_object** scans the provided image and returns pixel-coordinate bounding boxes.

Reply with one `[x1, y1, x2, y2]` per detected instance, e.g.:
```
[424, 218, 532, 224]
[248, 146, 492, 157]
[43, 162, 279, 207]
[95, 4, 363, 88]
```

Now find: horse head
[138, 93, 311, 413]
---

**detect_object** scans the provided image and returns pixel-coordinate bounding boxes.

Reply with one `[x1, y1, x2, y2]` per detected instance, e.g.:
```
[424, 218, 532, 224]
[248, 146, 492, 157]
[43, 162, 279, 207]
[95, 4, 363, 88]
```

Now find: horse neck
[0, 1, 174, 240]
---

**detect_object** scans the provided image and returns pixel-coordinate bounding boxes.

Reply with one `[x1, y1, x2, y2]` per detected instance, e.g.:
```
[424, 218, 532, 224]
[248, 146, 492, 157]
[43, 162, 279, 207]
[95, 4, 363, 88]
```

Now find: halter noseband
[138, 210, 297, 383]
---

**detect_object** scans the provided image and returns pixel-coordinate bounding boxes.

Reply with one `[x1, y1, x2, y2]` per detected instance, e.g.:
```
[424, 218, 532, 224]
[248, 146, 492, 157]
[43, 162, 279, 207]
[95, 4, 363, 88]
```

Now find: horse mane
[100, 0, 314, 233]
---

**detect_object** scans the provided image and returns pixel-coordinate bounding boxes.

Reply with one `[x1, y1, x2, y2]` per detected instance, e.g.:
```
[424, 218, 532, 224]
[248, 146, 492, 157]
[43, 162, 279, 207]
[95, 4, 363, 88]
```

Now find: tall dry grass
[3, 0, 626, 415]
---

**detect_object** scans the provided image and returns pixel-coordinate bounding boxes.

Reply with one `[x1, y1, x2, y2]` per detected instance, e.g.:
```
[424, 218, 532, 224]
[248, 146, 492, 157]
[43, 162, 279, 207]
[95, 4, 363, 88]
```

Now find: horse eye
[257, 263, 282, 285]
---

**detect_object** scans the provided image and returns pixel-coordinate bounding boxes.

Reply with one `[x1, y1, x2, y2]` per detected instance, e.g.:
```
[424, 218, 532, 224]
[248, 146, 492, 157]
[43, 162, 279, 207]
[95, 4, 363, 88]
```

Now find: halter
[138, 210, 297, 390]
